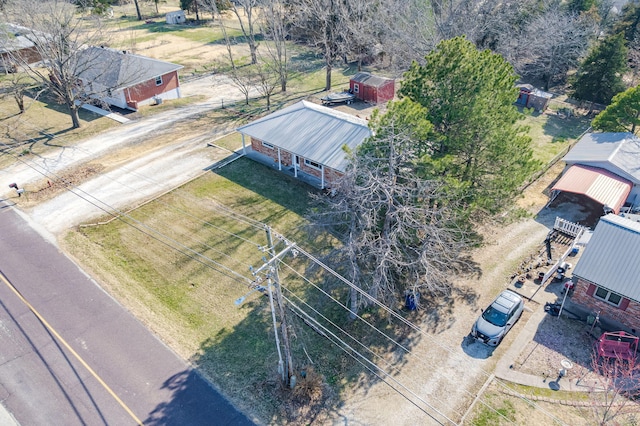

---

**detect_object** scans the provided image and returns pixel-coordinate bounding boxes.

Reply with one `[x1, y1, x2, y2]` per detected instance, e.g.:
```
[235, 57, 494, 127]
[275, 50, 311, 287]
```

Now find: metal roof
[573, 214, 640, 301]
[77, 46, 183, 91]
[0, 24, 37, 54]
[563, 132, 640, 184]
[350, 72, 393, 87]
[236, 100, 371, 172]
[552, 164, 632, 214]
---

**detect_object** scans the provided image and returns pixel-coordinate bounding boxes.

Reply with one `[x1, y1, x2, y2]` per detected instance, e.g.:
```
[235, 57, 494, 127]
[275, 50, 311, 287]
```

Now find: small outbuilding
[515, 84, 552, 111]
[349, 72, 395, 105]
[166, 10, 186, 24]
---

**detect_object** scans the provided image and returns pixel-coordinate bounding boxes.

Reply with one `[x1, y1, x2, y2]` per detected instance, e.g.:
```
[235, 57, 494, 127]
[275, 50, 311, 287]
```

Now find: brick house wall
[250, 137, 344, 187]
[1, 46, 41, 72]
[125, 70, 180, 109]
[572, 277, 640, 332]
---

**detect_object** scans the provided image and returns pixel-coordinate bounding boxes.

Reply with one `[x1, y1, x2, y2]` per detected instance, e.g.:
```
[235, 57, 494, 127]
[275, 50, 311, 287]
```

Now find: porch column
[294, 155, 298, 177]
[321, 166, 325, 189]
[277, 148, 282, 171]
[241, 134, 246, 154]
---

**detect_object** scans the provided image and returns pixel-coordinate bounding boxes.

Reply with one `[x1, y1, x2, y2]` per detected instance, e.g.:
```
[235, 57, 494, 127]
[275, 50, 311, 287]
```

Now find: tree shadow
[162, 153, 486, 423]
[541, 112, 591, 143]
[142, 369, 255, 425]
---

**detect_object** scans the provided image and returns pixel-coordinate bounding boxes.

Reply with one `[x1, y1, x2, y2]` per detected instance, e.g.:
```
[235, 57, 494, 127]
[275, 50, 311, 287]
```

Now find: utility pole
[253, 226, 296, 388]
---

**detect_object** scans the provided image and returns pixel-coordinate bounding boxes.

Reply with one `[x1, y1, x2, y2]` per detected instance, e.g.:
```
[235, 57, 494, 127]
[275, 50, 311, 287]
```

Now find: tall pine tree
[592, 85, 640, 134]
[572, 34, 628, 105]
[399, 37, 538, 214]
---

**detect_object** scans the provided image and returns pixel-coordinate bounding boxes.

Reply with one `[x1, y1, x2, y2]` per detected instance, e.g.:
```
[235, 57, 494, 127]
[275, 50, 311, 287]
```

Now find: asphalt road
[0, 200, 254, 425]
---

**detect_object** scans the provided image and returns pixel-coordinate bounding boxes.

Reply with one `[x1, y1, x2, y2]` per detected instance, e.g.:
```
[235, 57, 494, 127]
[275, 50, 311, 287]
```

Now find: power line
[279, 259, 517, 425]
[0, 144, 253, 285]
[280, 284, 467, 424]
[1, 113, 566, 424]
[292, 246, 568, 425]
[281, 292, 455, 426]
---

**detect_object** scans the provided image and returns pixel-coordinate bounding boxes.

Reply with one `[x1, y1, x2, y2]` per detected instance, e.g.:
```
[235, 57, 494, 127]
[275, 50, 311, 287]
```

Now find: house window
[262, 141, 274, 149]
[353, 83, 359, 94]
[155, 76, 163, 86]
[594, 286, 622, 306]
[304, 159, 322, 170]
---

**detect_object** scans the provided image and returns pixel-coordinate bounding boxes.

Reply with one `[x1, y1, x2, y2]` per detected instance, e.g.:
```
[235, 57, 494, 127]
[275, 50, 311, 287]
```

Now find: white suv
[471, 290, 524, 346]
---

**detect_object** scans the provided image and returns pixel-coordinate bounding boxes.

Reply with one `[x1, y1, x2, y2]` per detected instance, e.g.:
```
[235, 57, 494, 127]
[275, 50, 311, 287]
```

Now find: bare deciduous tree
[288, 0, 349, 91]
[4, 0, 111, 128]
[588, 354, 640, 425]
[253, 60, 279, 109]
[314, 99, 476, 315]
[499, 6, 595, 90]
[260, 0, 289, 91]
[232, 0, 260, 64]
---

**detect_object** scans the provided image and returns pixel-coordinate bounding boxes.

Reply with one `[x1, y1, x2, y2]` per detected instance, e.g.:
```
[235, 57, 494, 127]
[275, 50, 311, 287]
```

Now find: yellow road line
[0, 269, 144, 425]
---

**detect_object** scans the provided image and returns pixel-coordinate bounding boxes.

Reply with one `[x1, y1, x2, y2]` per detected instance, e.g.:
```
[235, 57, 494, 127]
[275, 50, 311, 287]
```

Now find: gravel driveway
[0, 77, 589, 424]
[1, 74, 258, 235]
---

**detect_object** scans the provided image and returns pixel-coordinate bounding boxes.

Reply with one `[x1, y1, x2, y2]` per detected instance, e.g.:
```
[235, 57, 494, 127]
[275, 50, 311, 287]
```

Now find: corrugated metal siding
[551, 164, 632, 213]
[573, 214, 640, 301]
[563, 132, 640, 183]
[237, 101, 371, 172]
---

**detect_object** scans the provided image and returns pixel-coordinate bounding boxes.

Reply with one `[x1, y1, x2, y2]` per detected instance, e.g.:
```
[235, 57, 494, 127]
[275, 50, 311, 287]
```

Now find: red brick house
[237, 100, 371, 189]
[0, 24, 42, 72]
[570, 214, 640, 332]
[349, 72, 395, 105]
[77, 46, 183, 111]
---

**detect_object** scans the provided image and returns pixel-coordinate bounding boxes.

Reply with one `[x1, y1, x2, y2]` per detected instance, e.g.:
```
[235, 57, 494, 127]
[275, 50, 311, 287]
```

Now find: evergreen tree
[592, 85, 640, 134]
[399, 37, 538, 214]
[571, 34, 628, 104]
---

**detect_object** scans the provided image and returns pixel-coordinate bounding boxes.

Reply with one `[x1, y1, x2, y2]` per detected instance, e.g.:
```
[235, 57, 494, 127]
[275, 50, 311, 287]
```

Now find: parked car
[471, 290, 524, 346]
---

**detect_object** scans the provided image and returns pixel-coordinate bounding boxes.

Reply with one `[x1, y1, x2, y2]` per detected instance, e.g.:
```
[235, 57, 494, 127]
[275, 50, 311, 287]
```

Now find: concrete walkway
[495, 280, 598, 392]
[80, 103, 131, 123]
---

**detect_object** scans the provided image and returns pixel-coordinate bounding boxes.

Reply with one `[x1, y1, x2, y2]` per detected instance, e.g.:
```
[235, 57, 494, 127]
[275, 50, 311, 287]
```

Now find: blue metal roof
[237, 100, 371, 172]
[573, 214, 640, 301]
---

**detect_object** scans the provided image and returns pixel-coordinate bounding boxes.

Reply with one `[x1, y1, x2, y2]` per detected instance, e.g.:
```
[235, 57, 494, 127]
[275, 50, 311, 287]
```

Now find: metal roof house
[551, 132, 640, 214]
[571, 214, 640, 332]
[237, 100, 371, 189]
[76, 46, 183, 111]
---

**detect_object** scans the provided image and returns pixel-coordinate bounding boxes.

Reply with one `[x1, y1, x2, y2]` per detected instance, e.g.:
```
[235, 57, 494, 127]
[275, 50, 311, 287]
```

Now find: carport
[551, 164, 632, 214]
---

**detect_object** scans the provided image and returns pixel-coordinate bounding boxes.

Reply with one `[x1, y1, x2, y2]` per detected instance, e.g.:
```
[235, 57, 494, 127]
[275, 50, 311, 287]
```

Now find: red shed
[349, 72, 395, 105]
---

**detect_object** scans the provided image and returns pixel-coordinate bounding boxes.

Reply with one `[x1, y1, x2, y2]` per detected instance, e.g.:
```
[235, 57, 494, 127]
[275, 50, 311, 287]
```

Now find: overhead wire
[280, 291, 454, 426]
[279, 284, 467, 425]
[291, 246, 568, 425]
[0, 143, 253, 285]
[1, 105, 567, 424]
[278, 259, 517, 424]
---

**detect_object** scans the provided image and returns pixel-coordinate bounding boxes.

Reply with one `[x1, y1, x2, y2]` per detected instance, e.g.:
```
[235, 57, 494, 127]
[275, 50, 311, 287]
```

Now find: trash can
[405, 293, 419, 311]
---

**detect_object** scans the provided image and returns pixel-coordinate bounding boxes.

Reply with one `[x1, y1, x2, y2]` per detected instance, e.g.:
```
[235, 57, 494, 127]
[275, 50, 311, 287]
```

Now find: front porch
[242, 147, 324, 190]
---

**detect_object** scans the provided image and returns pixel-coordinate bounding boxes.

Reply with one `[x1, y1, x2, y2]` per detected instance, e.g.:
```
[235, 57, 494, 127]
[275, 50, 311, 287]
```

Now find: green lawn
[519, 106, 591, 165]
[64, 156, 428, 422]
